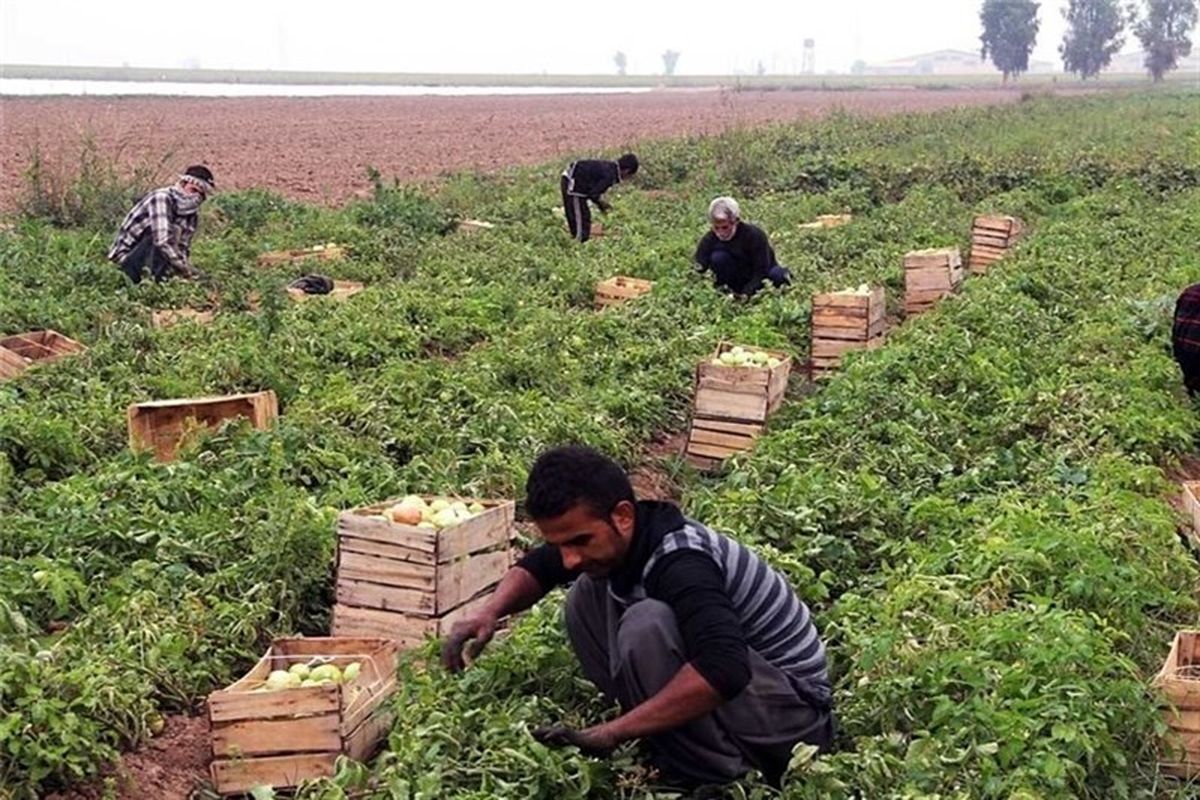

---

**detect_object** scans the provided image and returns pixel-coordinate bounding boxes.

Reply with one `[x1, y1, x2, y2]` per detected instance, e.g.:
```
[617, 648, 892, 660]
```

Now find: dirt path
[0, 87, 1071, 211]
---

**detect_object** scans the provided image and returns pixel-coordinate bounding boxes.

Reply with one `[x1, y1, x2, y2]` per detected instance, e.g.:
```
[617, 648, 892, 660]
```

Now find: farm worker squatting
[108, 165, 214, 284]
[441, 445, 835, 790]
[694, 196, 792, 297]
[1173, 282, 1200, 396]
[560, 153, 639, 243]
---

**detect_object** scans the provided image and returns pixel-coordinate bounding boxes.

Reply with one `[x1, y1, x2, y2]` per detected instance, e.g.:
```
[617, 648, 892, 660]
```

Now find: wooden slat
[688, 426, 756, 450]
[694, 388, 769, 422]
[903, 248, 960, 269]
[336, 550, 436, 592]
[345, 709, 395, 762]
[331, 603, 435, 646]
[211, 713, 341, 757]
[211, 752, 338, 795]
[338, 533, 437, 566]
[342, 677, 397, 735]
[691, 417, 764, 436]
[336, 578, 435, 615]
[208, 685, 339, 724]
[338, 511, 438, 553]
[973, 215, 1016, 233]
[686, 440, 751, 459]
[436, 549, 511, 614]
[0, 346, 29, 380]
[436, 501, 514, 563]
[435, 591, 497, 636]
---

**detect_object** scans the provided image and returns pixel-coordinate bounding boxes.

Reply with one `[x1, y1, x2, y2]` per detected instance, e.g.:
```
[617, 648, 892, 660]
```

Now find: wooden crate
[331, 497, 515, 648]
[694, 342, 792, 424]
[127, 390, 279, 462]
[457, 219, 495, 234]
[904, 247, 963, 316]
[799, 213, 853, 230]
[969, 215, 1024, 274]
[595, 276, 654, 309]
[152, 309, 216, 329]
[1154, 630, 1200, 777]
[0, 329, 86, 380]
[684, 416, 763, 470]
[257, 244, 347, 267]
[811, 286, 887, 377]
[208, 637, 398, 795]
[287, 280, 365, 303]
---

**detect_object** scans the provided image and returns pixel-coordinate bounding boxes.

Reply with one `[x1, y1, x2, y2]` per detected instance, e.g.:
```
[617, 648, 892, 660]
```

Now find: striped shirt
[518, 500, 830, 705]
[639, 520, 830, 700]
[107, 187, 199, 276]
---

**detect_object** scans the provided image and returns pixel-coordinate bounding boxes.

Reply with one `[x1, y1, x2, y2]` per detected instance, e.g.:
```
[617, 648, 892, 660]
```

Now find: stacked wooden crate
[257, 244, 346, 267]
[0, 329, 86, 380]
[595, 276, 653, 309]
[1154, 630, 1200, 777]
[685, 343, 791, 469]
[207, 637, 398, 795]
[331, 497, 515, 648]
[810, 285, 886, 378]
[127, 390, 279, 462]
[799, 213, 853, 230]
[904, 247, 963, 316]
[968, 215, 1023, 274]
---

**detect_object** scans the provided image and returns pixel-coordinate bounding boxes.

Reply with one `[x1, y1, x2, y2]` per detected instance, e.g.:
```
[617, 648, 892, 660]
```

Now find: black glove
[531, 724, 617, 758]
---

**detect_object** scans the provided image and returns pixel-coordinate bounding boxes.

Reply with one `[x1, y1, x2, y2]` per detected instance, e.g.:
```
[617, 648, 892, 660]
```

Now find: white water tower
[802, 39, 816, 74]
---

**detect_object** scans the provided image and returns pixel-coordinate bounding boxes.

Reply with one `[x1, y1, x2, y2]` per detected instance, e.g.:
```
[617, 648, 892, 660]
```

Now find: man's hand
[440, 613, 498, 673]
[531, 724, 618, 758]
[596, 200, 612, 214]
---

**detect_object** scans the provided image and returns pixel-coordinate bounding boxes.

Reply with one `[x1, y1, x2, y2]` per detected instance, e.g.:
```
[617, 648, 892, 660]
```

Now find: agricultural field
[2, 89, 1200, 799]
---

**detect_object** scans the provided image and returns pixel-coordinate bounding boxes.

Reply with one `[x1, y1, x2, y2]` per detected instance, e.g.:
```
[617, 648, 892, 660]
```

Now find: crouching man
[108, 165, 214, 284]
[441, 445, 834, 789]
[694, 196, 791, 298]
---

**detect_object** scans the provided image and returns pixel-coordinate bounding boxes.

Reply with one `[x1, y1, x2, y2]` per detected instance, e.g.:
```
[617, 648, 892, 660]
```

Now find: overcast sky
[0, 0, 1146, 76]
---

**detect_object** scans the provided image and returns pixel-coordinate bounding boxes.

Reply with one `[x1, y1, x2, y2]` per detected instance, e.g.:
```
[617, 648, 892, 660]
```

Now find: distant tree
[662, 50, 681, 76]
[757, 60, 766, 76]
[1133, 0, 1199, 81]
[980, 0, 1042, 81]
[1060, 0, 1127, 78]
[850, 59, 868, 75]
[614, 51, 627, 76]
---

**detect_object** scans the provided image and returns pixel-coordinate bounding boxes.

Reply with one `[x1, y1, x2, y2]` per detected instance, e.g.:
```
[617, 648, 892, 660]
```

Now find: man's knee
[615, 600, 680, 663]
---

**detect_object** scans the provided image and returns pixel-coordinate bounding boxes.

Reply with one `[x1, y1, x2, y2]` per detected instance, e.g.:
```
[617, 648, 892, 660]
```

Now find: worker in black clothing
[694, 197, 791, 297]
[561, 153, 639, 242]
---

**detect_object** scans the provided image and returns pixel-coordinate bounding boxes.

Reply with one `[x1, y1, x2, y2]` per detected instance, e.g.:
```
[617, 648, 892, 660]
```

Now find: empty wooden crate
[0, 329, 86, 380]
[799, 213, 853, 230]
[332, 497, 515, 648]
[969, 215, 1023, 274]
[904, 247, 963, 316]
[287, 280, 365, 303]
[1154, 630, 1200, 777]
[811, 285, 886, 377]
[208, 637, 398, 795]
[127, 390, 279, 462]
[595, 276, 653, 309]
[257, 244, 347, 267]
[151, 309, 216, 329]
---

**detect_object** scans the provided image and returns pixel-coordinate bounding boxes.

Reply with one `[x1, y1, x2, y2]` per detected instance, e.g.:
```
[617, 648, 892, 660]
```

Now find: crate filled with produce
[810, 284, 887, 377]
[904, 247, 963, 316]
[686, 343, 791, 469]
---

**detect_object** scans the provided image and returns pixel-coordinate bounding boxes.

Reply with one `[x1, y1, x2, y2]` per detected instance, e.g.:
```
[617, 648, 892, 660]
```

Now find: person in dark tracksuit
[441, 445, 835, 792]
[561, 153, 639, 242]
[694, 196, 791, 298]
[108, 165, 215, 284]
[1173, 282, 1200, 396]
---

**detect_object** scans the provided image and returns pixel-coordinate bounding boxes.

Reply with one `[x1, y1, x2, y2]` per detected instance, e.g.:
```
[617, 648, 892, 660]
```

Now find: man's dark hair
[617, 153, 639, 175]
[184, 164, 215, 187]
[525, 445, 635, 521]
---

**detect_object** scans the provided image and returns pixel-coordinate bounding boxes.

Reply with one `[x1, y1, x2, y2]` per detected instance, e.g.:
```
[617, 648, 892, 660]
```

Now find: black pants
[118, 234, 173, 284]
[1176, 350, 1200, 397]
[560, 175, 591, 243]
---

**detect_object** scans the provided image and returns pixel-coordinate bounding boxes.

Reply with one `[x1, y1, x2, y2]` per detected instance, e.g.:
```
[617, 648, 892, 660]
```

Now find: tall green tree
[1060, 0, 1128, 77]
[613, 51, 627, 76]
[1133, 0, 1199, 81]
[980, 0, 1042, 81]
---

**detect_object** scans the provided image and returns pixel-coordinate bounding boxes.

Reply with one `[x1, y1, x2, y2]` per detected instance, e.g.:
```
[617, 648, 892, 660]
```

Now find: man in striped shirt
[107, 166, 214, 283]
[1174, 282, 1200, 396]
[442, 445, 834, 789]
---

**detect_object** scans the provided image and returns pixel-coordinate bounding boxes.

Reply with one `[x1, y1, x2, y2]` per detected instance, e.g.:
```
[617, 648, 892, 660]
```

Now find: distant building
[1103, 50, 1200, 74]
[859, 48, 1054, 76]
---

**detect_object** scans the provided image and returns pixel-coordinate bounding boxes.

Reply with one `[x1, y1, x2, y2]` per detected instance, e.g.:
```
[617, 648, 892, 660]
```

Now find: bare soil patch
[0, 87, 1071, 211]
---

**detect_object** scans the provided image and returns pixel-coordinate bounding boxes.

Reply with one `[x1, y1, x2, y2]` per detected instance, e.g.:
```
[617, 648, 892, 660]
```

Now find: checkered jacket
[107, 187, 198, 276]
